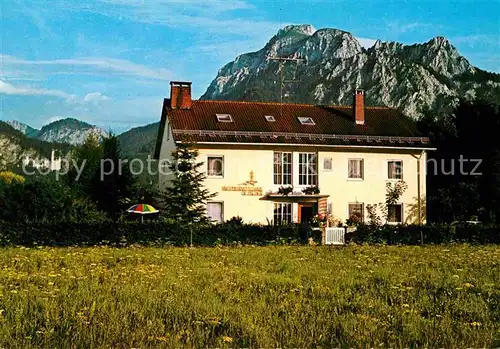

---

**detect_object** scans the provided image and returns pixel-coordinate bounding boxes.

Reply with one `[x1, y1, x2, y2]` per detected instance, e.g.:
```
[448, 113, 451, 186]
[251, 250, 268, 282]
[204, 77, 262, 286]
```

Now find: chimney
[353, 88, 365, 125]
[170, 81, 192, 109]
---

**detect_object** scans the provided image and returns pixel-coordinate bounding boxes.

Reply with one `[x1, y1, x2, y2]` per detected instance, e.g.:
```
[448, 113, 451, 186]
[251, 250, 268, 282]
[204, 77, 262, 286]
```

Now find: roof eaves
[154, 98, 169, 160]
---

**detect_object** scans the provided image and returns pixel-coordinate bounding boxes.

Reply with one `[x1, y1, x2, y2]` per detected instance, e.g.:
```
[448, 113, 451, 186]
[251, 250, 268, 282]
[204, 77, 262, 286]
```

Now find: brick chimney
[170, 81, 192, 109]
[353, 88, 365, 125]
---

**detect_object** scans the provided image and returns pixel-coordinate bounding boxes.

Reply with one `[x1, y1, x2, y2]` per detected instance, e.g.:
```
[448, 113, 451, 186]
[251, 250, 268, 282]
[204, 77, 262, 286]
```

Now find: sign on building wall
[222, 171, 263, 196]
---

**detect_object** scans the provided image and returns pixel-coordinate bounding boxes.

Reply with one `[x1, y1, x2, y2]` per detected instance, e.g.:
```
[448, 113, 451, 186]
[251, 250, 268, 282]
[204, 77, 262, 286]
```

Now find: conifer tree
[160, 142, 215, 223]
[94, 135, 135, 221]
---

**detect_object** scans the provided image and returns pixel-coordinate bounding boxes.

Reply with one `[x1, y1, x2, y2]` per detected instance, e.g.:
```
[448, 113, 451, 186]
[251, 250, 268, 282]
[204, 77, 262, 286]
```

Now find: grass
[0, 245, 498, 348]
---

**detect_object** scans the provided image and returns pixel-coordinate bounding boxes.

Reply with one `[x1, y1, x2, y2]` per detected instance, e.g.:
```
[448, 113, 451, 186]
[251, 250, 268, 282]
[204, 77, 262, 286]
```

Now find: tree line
[419, 99, 500, 223]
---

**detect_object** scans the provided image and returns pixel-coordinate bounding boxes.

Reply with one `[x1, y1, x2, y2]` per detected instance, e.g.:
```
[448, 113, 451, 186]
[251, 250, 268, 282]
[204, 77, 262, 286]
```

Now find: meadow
[0, 245, 498, 348]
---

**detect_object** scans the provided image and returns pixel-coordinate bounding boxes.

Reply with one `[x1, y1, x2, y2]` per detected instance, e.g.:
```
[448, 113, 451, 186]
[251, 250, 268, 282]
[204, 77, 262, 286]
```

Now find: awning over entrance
[261, 193, 330, 203]
[261, 193, 330, 224]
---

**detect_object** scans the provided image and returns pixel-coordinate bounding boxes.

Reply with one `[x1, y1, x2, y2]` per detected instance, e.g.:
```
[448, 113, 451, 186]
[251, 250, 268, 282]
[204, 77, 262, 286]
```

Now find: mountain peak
[430, 36, 449, 45]
[40, 117, 93, 130]
[201, 25, 499, 118]
[6, 120, 39, 137]
[7, 117, 110, 145]
[279, 24, 316, 37]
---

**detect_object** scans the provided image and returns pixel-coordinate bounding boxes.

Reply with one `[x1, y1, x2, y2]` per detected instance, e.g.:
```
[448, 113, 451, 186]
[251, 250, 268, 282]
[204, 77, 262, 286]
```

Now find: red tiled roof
[155, 99, 432, 157]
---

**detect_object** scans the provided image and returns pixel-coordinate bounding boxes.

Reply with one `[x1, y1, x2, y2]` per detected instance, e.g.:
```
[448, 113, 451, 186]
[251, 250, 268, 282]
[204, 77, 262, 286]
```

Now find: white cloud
[0, 79, 73, 99]
[44, 116, 66, 125]
[357, 37, 377, 49]
[99, 0, 253, 14]
[62, 0, 282, 38]
[451, 35, 499, 46]
[1, 55, 172, 81]
[84, 92, 111, 103]
[385, 21, 438, 35]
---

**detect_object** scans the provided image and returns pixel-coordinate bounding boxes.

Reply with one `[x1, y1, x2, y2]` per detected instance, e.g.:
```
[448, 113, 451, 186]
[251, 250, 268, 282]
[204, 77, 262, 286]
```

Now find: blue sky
[1, 0, 499, 132]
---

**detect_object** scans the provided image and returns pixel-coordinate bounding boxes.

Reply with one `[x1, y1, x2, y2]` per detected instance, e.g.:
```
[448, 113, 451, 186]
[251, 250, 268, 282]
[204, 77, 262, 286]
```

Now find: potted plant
[302, 185, 320, 195]
[311, 214, 328, 228]
[278, 186, 293, 196]
[345, 215, 361, 233]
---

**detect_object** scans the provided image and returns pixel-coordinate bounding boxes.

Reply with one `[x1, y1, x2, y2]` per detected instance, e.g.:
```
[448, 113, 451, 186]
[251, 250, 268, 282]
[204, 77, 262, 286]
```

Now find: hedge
[348, 224, 500, 245]
[0, 221, 498, 247]
[0, 221, 303, 247]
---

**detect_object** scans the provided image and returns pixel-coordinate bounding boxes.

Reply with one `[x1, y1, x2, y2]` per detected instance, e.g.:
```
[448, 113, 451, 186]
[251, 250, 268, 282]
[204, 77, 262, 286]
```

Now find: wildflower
[223, 336, 233, 343]
[206, 318, 222, 325]
[156, 336, 169, 342]
[463, 282, 475, 288]
[469, 321, 482, 327]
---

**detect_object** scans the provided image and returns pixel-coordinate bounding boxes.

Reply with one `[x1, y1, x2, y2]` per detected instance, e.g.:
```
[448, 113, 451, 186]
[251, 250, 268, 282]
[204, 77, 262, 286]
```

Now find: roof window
[265, 115, 276, 122]
[216, 114, 233, 122]
[298, 117, 315, 125]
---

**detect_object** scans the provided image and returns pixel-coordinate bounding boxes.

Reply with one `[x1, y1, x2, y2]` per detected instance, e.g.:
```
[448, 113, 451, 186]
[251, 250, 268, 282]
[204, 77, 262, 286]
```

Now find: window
[274, 152, 292, 185]
[323, 157, 333, 171]
[348, 159, 364, 179]
[216, 113, 233, 122]
[274, 203, 292, 225]
[207, 156, 224, 177]
[298, 117, 315, 125]
[388, 204, 403, 223]
[348, 203, 364, 223]
[388, 160, 403, 180]
[327, 202, 333, 215]
[299, 153, 318, 186]
[207, 202, 223, 223]
[265, 115, 276, 122]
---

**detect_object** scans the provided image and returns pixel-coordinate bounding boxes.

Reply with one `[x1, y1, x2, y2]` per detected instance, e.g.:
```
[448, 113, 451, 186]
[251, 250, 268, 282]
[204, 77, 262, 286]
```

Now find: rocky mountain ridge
[0, 121, 72, 171]
[4, 117, 159, 161]
[202, 25, 500, 117]
[6, 118, 108, 145]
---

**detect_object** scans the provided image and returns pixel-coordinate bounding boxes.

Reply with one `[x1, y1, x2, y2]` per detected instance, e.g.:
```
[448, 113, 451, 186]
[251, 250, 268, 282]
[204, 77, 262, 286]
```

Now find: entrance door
[298, 204, 315, 225]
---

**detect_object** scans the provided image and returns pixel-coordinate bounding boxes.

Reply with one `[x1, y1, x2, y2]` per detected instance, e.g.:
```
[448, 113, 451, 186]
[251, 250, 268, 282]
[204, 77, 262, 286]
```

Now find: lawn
[0, 245, 498, 348]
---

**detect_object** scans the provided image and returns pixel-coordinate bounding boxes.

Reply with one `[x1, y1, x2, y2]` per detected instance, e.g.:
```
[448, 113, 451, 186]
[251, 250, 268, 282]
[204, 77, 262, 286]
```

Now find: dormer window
[216, 114, 233, 122]
[298, 117, 315, 125]
[265, 115, 276, 122]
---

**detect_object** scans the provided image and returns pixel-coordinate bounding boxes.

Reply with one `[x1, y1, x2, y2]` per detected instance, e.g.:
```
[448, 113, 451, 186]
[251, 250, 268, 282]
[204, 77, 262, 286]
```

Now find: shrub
[0, 171, 25, 184]
[350, 224, 500, 245]
[0, 177, 106, 223]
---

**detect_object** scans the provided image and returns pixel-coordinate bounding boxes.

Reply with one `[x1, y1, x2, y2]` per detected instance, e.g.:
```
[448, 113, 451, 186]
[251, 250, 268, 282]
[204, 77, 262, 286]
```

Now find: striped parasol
[127, 204, 159, 222]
